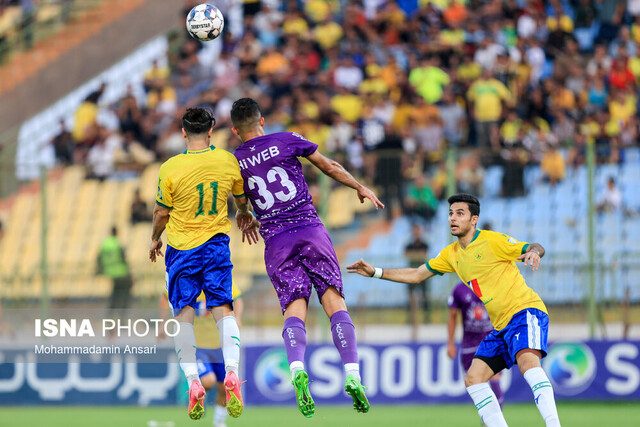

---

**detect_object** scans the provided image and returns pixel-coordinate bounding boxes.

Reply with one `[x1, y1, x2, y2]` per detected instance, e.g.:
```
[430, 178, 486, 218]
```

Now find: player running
[230, 98, 384, 418]
[348, 194, 561, 427]
[447, 282, 504, 408]
[150, 108, 255, 420]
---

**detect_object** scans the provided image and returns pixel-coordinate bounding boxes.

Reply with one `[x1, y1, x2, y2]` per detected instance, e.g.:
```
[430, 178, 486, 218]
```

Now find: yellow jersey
[427, 229, 547, 330]
[156, 146, 245, 250]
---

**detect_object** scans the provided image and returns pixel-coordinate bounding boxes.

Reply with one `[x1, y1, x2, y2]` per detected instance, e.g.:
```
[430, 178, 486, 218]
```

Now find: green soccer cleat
[345, 375, 370, 414]
[292, 370, 315, 418]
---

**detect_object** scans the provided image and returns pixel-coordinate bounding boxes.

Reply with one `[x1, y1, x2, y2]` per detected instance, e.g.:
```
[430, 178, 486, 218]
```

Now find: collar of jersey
[184, 146, 215, 154]
[460, 229, 481, 250]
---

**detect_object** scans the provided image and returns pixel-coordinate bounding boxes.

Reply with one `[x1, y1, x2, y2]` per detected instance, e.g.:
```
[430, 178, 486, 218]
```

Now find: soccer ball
[186, 3, 224, 41]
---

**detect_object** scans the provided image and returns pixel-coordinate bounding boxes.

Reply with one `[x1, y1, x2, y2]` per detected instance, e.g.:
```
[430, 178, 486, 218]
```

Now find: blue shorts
[475, 308, 549, 370]
[196, 348, 225, 382]
[165, 234, 233, 315]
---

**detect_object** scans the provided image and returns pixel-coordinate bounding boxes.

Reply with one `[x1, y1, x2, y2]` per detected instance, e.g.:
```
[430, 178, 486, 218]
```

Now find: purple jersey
[448, 282, 494, 349]
[233, 132, 323, 242]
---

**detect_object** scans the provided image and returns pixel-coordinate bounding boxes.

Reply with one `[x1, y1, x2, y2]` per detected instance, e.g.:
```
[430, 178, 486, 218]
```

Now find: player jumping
[150, 108, 255, 420]
[230, 98, 384, 417]
[348, 194, 561, 427]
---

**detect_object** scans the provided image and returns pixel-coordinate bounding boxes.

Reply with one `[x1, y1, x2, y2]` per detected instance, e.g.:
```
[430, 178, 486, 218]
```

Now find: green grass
[0, 402, 639, 427]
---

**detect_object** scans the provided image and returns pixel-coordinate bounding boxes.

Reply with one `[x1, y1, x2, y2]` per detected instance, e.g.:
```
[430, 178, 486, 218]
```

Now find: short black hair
[230, 98, 261, 132]
[448, 193, 480, 216]
[182, 107, 215, 135]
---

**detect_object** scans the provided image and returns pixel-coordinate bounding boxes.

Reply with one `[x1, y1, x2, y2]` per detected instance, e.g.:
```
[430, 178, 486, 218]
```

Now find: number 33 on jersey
[233, 132, 324, 242]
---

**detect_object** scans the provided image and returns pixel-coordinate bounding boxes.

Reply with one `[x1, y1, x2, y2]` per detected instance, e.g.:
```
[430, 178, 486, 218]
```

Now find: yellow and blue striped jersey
[156, 146, 245, 250]
[427, 229, 547, 331]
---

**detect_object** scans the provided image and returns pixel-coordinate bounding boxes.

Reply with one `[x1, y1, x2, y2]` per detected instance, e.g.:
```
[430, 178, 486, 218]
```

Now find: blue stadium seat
[484, 166, 504, 198]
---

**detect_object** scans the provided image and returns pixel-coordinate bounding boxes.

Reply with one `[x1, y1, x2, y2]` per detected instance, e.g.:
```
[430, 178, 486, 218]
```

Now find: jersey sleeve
[287, 132, 318, 157]
[426, 246, 455, 276]
[487, 232, 530, 262]
[155, 164, 173, 209]
[229, 156, 245, 198]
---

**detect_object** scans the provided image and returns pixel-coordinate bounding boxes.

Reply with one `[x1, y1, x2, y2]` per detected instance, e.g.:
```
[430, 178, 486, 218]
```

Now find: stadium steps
[0, 0, 147, 96]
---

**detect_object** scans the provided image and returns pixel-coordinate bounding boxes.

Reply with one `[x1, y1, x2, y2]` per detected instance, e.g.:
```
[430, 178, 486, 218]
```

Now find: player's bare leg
[465, 358, 507, 427]
[214, 382, 228, 427]
[212, 305, 243, 418]
[321, 288, 370, 413]
[517, 350, 561, 427]
[200, 374, 228, 427]
[283, 298, 315, 417]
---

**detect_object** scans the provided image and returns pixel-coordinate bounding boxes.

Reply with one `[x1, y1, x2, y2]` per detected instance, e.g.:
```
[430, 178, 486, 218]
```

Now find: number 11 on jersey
[195, 181, 218, 217]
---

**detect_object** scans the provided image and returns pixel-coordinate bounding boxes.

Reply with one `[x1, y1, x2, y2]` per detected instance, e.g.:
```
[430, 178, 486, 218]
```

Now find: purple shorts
[264, 224, 344, 312]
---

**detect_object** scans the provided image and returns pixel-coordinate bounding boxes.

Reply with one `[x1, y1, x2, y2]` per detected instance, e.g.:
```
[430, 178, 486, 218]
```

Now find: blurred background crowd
[42, 0, 640, 224]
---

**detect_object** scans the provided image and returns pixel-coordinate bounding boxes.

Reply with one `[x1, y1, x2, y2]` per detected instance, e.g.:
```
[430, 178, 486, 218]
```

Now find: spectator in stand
[405, 174, 439, 223]
[51, 119, 74, 166]
[467, 68, 511, 150]
[131, 188, 152, 224]
[456, 150, 485, 196]
[404, 224, 430, 337]
[540, 144, 566, 186]
[597, 177, 623, 213]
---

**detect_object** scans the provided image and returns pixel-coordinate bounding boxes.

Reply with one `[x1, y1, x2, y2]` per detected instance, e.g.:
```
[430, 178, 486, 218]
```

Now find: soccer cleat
[292, 370, 315, 418]
[187, 380, 206, 420]
[345, 375, 370, 414]
[224, 371, 244, 418]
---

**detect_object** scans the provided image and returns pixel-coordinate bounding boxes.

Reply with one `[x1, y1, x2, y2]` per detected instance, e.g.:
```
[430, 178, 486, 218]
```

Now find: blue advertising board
[0, 341, 638, 405]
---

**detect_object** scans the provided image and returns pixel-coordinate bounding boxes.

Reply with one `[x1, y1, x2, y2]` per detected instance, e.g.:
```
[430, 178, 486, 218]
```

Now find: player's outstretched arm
[306, 151, 385, 210]
[517, 242, 545, 270]
[346, 259, 434, 284]
[150, 204, 170, 262]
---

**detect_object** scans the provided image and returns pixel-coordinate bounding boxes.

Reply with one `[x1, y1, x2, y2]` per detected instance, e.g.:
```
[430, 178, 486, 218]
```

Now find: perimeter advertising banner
[244, 341, 640, 405]
[0, 341, 638, 405]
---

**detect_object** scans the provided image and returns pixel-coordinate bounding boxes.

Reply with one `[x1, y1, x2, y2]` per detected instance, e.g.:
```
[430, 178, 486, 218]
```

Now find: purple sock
[330, 310, 359, 365]
[490, 378, 504, 408]
[282, 316, 307, 365]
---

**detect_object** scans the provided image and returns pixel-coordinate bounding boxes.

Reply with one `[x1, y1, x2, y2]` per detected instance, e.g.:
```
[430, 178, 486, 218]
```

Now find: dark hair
[448, 193, 480, 216]
[230, 98, 261, 131]
[111, 226, 118, 236]
[182, 107, 215, 135]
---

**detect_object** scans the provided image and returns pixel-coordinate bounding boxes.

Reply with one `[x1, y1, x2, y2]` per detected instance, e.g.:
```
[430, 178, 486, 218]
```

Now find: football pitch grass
[1, 402, 639, 426]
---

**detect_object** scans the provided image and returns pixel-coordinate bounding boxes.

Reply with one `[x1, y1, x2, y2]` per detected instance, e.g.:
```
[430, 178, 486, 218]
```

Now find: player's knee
[200, 373, 215, 390]
[465, 372, 482, 388]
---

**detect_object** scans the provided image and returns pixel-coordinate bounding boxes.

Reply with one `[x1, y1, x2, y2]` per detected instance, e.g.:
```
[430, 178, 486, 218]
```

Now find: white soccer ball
[186, 3, 224, 42]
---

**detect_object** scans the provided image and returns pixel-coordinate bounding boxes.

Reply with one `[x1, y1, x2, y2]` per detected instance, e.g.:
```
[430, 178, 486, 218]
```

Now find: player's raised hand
[518, 250, 541, 271]
[242, 219, 261, 245]
[149, 239, 164, 262]
[346, 258, 375, 277]
[357, 186, 385, 210]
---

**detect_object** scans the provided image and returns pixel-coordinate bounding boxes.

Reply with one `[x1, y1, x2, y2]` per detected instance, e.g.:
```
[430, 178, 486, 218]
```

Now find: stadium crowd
[56, 0, 640, 218]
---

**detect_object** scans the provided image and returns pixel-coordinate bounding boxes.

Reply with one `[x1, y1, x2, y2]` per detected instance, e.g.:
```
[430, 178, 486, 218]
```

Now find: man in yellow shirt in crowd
[467, 68, 511, 149]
